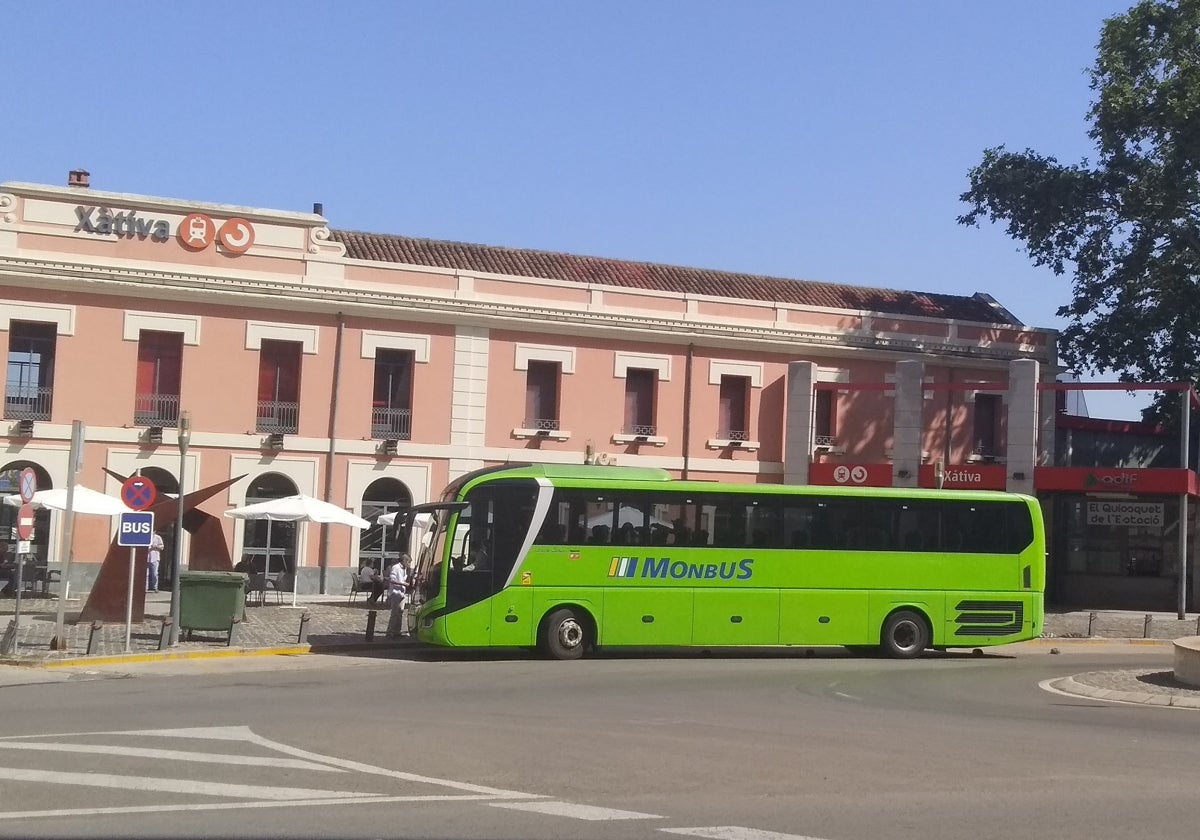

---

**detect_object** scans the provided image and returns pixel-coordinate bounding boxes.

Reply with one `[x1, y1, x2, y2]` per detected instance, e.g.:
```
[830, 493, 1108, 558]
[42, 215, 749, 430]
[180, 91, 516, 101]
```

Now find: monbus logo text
[608, 556, 754, 581]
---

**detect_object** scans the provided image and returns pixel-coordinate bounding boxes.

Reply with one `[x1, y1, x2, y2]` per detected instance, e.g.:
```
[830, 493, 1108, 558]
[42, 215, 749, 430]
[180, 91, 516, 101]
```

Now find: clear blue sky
[4, 0, 1146, 416]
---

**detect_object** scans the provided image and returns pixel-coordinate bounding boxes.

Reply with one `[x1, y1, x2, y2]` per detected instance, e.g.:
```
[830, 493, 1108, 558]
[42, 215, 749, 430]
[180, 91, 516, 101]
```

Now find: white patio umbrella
[3, 485, 129, 516]
[224, 495, 370, 606]
[375, 511, 433, 564]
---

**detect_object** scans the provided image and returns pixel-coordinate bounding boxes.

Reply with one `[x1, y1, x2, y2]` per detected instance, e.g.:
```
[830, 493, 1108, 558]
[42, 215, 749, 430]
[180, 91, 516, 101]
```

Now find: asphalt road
[0, 644, 1195, 840]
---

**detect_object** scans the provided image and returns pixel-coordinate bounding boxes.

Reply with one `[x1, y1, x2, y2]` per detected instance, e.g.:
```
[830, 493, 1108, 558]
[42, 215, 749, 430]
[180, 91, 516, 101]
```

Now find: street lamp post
[169, 410, 191, 646]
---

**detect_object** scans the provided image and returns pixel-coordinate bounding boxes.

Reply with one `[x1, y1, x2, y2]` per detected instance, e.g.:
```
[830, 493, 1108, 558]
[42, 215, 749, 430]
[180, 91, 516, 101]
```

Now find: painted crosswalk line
[663, 827, 832, 840]
[490, 800, 663, 820]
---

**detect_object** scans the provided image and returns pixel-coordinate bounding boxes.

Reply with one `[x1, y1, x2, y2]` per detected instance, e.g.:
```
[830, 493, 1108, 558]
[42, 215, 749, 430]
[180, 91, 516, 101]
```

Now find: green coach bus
[406, 464, 1045, 659]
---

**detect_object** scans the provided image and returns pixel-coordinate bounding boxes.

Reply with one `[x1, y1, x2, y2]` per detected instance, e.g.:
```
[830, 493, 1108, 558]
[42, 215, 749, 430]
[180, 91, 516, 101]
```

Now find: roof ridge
[328, 228, 1025, 325]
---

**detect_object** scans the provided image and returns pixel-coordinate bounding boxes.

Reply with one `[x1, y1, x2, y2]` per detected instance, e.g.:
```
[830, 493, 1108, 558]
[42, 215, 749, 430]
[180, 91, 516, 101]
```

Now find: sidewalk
[0, 590, 406, 665]
[0, 597, 1197, 663]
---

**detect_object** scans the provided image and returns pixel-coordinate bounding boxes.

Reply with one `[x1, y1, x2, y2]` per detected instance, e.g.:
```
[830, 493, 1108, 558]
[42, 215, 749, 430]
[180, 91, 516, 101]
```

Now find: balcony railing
[256, 400, 299, 434]
[526, 417, 561, 432]
[4, 385, 53, 421]
[134, 392, 180, 427]
[371, 407, 412, 440]
[624, 424, 657, 437]
[718, 428, 749, 441]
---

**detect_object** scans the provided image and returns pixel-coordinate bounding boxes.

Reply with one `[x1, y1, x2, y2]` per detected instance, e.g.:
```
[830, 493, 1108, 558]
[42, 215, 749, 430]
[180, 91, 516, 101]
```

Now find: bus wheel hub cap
[559, 620, 582, 648]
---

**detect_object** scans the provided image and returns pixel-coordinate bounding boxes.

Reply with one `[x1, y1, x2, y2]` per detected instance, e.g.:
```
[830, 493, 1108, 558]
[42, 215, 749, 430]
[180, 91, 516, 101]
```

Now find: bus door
[446, 479, 540, 646]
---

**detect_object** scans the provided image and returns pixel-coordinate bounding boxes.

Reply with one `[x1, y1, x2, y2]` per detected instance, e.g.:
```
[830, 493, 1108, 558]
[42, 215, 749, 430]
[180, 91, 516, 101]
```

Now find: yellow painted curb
[34, 645, 313, 669]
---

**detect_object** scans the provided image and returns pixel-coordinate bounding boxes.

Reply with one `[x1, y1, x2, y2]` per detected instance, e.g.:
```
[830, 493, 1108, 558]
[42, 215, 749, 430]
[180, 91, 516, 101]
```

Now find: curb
[1025, 637, 1174, 648]
[1050, 675, 1200, 709]
[0, 639, 420, 669]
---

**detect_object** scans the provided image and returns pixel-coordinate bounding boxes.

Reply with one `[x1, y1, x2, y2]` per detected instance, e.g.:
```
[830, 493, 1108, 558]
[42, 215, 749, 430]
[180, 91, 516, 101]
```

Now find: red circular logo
[178, 213, 215, 251]
[217, 218, 255, 255]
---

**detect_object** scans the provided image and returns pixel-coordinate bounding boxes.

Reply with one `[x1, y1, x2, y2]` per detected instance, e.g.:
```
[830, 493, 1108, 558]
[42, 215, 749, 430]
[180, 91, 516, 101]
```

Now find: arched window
[359, 477, 412, 571]
[240, 473, 299, 576]
[0, 461, 53, 569]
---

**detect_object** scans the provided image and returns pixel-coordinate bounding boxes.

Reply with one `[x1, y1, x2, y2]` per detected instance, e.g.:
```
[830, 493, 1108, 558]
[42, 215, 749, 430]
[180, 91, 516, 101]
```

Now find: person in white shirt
[147, 532, 164, 592]
[359, 562, 384, 604]
[385, 553, 411, 637]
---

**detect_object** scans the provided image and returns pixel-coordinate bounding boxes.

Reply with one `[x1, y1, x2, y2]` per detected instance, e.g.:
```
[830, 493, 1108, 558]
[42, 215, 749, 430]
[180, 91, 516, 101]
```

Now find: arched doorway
[359, 477, 413, 572]
[140, 467, 179, 588]
[239, 473, 299, 576]
[0, 461, 53, 575]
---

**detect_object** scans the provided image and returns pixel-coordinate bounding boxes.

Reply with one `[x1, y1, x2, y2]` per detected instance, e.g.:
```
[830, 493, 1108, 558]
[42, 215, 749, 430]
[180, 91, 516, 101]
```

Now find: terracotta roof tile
[330, 230, 1023, 326]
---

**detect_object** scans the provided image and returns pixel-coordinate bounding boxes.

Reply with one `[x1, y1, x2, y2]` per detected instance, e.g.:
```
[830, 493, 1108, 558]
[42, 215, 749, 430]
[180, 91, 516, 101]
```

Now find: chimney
[312, 202, 324, 216]
[67, 169, 90, 189]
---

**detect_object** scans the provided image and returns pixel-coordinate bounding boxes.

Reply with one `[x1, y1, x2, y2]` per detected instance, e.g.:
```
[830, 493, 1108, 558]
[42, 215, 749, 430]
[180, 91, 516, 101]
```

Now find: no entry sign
[16, 502, 35, 540]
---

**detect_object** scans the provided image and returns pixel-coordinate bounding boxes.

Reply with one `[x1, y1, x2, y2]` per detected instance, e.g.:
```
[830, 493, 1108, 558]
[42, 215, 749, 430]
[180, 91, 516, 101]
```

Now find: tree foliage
[959, 0, 1200, 418]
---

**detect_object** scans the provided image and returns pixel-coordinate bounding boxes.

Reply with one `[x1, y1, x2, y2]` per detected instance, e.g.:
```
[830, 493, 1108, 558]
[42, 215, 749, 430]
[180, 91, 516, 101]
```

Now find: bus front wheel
[541, 608, 588, 661]
[880, 610, 928, 659]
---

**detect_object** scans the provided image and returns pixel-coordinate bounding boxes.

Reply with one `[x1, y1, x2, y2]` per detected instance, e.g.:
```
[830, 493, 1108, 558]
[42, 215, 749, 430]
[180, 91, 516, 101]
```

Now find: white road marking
[490, 800, 663, 820]
[0, 741, 341, 771]
[0, 766, 377, 801]
[2, 726, 542, 799]
[833, 691, 860, 701]
[0, 794, 504, 821]
[663, 827, 832, 840]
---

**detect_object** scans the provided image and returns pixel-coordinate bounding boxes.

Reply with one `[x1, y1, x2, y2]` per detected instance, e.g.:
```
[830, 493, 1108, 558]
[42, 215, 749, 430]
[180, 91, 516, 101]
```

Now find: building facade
[0, 172, 1191, 610]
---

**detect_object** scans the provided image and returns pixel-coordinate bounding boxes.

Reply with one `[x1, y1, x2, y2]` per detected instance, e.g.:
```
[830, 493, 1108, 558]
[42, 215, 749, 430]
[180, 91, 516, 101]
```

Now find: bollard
[158, 618, 174, 650]
[86, 620, 103, 655]
[297, 611, 310, 644]
[1087, 611, 1096, 636]
[365, 610, 377, 642]
[0, 620, 16, 656]
[1144, 614, 1152, 639]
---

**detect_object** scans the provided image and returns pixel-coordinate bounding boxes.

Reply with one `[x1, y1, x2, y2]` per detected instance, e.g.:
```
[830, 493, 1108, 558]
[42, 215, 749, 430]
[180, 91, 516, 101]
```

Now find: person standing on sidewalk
[385, 552, 411, 637]
[147, 532, 164, 592]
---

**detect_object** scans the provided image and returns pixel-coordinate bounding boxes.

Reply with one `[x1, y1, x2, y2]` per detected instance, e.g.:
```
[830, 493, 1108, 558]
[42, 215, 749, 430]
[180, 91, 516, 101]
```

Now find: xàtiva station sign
[74, 206, 255, 255]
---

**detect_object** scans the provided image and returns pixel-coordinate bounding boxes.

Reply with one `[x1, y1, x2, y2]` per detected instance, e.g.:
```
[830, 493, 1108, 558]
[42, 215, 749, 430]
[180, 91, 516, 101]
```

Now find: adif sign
[1086, 501, 1163, 530]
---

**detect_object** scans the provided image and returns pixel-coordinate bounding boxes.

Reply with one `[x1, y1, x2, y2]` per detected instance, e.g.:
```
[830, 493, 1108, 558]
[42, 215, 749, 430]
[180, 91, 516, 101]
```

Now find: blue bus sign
[118, 511, 155, 547]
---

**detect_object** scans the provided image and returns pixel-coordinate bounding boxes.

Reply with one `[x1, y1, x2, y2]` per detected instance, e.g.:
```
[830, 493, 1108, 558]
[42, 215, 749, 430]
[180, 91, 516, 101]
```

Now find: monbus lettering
[609, 556, 754, 581]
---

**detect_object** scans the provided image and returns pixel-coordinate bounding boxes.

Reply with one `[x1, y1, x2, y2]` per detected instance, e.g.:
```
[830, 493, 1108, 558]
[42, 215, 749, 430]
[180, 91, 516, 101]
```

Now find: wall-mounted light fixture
[14, 419, 34, 437]
[145, 427, 164, 445]
[1012, 471, 1026, 480]
[897, 468, 912, 479]
[381, 439, 398, 456]
[264, 433, 285, 450]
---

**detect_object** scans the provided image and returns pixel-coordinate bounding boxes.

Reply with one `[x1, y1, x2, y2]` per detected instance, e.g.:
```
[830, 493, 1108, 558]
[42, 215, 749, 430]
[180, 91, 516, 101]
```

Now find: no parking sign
[121, 476, 156, 511]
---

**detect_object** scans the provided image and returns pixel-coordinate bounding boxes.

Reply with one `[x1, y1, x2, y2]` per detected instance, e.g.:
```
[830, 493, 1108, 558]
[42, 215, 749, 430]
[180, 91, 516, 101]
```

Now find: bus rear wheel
[880, 610, 928, 659]
[541, 608, 588, 660]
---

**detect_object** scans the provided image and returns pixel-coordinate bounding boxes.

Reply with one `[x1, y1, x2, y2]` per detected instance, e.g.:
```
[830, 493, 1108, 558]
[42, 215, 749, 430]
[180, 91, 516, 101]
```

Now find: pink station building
[0, 172, 1195, 612]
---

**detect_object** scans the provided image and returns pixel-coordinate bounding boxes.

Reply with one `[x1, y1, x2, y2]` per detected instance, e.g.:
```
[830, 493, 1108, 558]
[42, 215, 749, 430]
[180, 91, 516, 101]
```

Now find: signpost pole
[1179, 396, 1191, 620]
[51, 421, 85, 651]
[117, 476, 156, 653]
[124, 546, 135, 653]
[8, 485, 37, 655]
[169, 411, 190, 646]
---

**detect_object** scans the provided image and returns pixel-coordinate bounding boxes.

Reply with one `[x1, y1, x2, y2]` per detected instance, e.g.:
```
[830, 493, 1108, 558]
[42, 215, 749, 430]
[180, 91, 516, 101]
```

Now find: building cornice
[1, 182, 323, 227]
[0, 255, 1054, 365]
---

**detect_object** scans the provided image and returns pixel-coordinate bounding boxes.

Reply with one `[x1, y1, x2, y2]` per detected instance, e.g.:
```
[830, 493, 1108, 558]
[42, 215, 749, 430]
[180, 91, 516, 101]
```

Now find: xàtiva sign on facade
[75, 206, 255, 255]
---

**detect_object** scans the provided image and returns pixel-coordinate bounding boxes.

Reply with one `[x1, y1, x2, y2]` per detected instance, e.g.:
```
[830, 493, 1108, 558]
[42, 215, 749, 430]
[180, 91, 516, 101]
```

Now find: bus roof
[448, 463, 1036, 504]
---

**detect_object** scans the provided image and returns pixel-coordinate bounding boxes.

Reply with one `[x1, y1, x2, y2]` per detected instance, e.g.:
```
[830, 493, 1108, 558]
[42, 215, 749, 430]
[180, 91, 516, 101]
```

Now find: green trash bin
[179, 571, 247, 636]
